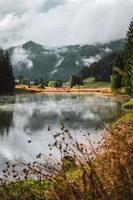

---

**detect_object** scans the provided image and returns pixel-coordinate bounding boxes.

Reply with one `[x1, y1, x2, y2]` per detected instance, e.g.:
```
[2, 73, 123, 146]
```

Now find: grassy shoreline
[15, 85, 130, 101]
[15, 85, 112, 94]
[15, 84, 131, 98]
[123, 98, 133, 110]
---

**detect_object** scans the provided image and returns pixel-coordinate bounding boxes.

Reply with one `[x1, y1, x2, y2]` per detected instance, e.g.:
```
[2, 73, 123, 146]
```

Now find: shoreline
[15, 85, 129, 98]
[15, 85, 111, 93]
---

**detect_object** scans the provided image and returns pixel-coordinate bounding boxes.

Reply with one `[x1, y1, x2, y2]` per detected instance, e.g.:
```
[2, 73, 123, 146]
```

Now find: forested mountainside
[79, 52, 120, 82]
[8, 39, 124, 81]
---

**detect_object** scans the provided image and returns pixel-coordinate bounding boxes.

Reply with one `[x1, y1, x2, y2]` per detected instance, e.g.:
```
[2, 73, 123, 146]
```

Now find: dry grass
[0, 113, 132, 200]
[15, 85, 111, 94]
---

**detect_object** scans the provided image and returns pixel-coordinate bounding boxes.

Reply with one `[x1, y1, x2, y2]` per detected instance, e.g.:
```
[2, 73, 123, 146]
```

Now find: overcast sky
[0, 0, 133, 48]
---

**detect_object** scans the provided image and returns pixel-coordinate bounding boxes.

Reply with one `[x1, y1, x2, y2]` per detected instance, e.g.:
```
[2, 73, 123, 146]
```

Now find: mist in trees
[79, 52, 119, 82]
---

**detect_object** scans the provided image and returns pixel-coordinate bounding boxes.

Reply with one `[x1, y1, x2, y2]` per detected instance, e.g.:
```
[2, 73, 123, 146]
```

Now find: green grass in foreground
[113, 112, 133, 127]
[73, 81, 111, 89]
[122, 98, 133, 110]
[83, 81, 111, 88]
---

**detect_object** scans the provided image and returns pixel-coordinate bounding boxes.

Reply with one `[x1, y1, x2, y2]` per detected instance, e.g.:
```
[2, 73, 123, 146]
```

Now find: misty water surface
[0, 93, 125, 175]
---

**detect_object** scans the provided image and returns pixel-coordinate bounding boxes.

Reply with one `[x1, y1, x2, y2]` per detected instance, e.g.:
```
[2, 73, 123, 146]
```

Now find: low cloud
[101, 47, 112, 53]
[0, 0, 133, 48]
[82, 55, 101, 67]
[11, 47, 33, 69]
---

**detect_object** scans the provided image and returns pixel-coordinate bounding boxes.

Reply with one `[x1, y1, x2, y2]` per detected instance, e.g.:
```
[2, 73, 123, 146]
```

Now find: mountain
[8, 39, 124, 81]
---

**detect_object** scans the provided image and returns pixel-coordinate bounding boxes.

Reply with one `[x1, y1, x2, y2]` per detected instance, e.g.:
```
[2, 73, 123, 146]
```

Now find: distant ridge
[8, 39, 124, 81]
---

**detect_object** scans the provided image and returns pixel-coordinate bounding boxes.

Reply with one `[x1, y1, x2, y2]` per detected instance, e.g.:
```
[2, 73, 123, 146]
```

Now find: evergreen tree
[111, 74, 121, 90]
[111, 52, 125, 89]
[70, 75, 83, 88]
[123, 19, 133, 96]
[0, 50, 14, 94]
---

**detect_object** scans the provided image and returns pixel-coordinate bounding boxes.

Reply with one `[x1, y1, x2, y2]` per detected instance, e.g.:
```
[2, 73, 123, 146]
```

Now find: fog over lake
[0, 93, 125, 175]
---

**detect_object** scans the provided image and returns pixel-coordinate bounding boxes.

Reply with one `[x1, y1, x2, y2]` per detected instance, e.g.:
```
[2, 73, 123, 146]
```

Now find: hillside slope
[8, 39, 124, 81]
[79, 52, 120, 82]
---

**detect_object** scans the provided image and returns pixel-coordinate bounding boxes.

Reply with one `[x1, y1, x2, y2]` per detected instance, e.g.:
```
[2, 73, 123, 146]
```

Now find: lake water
[0, 93, 125, 175]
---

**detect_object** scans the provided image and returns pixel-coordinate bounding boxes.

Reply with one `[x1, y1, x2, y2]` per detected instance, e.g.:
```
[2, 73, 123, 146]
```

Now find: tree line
[17, 75, 63, 88]
[0, 50, 14, 95]
[111, 19, 133, 96]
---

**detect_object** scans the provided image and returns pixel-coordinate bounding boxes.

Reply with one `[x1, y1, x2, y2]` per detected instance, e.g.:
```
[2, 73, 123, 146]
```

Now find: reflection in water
[0, 96, 15, 136]
[0, 93, 125, 175]
[24, 94, 122, 131]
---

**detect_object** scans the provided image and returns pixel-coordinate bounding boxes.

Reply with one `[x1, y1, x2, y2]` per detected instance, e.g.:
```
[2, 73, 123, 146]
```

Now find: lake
[0, 93, 125, 176]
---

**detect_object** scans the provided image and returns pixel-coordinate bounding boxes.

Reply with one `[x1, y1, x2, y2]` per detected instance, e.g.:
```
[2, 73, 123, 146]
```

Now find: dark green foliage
[111, 52, 125, 89]
[34, 79, 39, 86]
[0, 49, 14, 94]
[18, 76, 46, 88]
[0, 97, 14, 136]
[111, 20, 133, 95]
[123, 20, 133, 96]
[111, 74, 121, 90]
[37, 83, 45, 89]
[55, 80, 63, 87]
[70, 75, 83, 88]
[19, 75, 30, 85]
[38, 78, 45, 88]
[48, 80, 62, 87]
[80, 52, 119, 82]
[19, 75, 25, 84]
